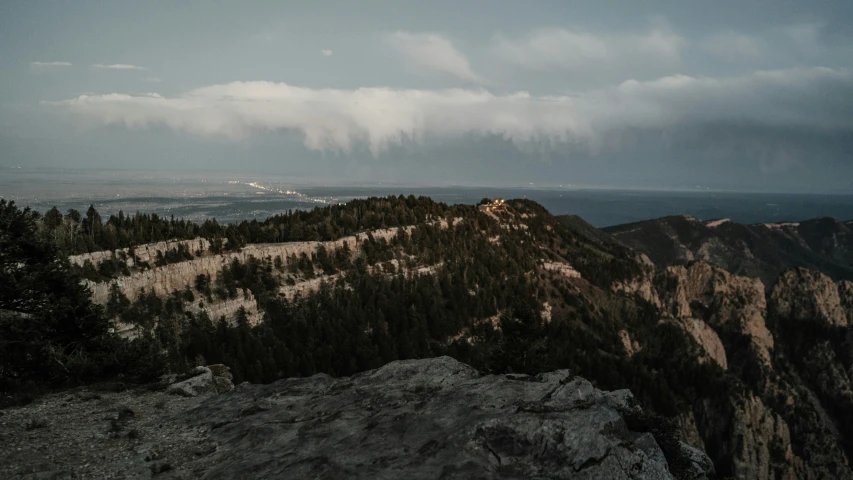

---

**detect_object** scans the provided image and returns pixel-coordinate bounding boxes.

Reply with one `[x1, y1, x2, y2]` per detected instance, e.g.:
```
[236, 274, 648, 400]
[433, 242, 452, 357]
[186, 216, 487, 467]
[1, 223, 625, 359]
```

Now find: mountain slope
[7, 196, 853, 478]
[600, 215, 853, 288]
[65, 201, 853, 478]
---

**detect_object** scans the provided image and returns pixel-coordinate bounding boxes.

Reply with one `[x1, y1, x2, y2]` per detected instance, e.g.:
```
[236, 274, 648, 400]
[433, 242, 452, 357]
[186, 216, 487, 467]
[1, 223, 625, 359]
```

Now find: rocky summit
[1, 357, 711, 479]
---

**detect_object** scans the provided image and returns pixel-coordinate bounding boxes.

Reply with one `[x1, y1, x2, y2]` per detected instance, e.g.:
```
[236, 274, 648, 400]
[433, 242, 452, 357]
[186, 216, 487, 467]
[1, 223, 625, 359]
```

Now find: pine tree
[0, 200, 114, 388]
[105, 282, 130, 318]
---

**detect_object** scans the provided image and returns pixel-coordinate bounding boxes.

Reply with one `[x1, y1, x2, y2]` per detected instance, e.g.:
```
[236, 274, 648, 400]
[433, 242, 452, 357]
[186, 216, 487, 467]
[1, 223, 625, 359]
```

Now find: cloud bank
[386, 31, 483, 84]
[93, 63, 146, 70]
[48, 67, 853, 156]
[31, 61, 72, 67]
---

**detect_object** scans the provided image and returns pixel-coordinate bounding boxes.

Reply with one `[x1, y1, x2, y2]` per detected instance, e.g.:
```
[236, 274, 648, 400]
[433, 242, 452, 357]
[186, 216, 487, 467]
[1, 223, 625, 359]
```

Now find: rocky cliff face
[694, 392, 802, 480]
[612, 253, 663, 308]
[0, 357, 712, 479]
[769, 268, 849, 327]
[656, 261, 774, 366]
[114, 290, 264, 338]
[842, 280, 853, 325]
[76, 227, 416, 333]
[69, 238, 214, 269]
[764, 268, 853, 477]
[643, 262, 799, 477]
[80, 225, 425, 306]
[591, 213, 853, 479]
[674, 317, 728, 370]
[606, 258, 853, 479]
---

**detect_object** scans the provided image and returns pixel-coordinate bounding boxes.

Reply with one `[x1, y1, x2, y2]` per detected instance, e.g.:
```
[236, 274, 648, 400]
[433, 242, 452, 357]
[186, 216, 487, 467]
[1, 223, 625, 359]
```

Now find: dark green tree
[105, 282, 130, 318]
[0, 200, 113, 388]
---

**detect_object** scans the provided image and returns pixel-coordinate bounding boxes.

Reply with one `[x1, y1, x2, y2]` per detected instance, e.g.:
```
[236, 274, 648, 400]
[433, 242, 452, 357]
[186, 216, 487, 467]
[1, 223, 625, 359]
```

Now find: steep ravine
[614, 259, 853, 479]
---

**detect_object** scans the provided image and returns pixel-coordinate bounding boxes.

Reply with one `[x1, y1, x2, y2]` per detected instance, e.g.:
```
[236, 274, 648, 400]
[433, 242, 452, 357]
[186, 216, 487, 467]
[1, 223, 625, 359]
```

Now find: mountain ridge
[3, 196, 853, 479]
[598, 214, 853, 289]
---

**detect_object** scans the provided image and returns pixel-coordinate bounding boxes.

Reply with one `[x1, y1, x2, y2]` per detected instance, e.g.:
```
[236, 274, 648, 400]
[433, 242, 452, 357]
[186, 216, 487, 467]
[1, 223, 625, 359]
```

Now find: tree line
[42, 195, 469, 256]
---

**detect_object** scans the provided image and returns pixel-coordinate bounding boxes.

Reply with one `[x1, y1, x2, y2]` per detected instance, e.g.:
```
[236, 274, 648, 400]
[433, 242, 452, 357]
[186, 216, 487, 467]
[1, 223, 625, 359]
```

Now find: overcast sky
[2, 0, 852, 192]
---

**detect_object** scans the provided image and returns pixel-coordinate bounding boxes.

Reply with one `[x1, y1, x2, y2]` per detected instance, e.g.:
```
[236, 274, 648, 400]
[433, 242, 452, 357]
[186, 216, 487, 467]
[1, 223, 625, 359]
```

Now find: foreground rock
[179, 357, 708, 479]
[1, 357, 710, 479]
[166, 364, 234, 397]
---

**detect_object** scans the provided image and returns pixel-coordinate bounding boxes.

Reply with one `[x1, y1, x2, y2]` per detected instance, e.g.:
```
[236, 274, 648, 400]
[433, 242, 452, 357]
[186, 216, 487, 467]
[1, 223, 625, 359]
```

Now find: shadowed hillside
[600, 215, 853, 289]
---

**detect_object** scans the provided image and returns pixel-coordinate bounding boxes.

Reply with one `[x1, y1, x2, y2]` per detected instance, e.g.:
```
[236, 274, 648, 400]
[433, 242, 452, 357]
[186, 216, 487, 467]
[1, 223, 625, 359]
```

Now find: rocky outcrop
[612, 253, 662, 308]
[770, 268, 849, 327]
[167, 364, 234, 397]
[80, 225, 429, 305]
[179, 357, 708, 479]
[69, 238, 214, 268]
[728, 395, 799, 480]
[774, 342, 853, 477]
[695, 393, 801, 480]
[619, 329, 641, 358]
[542, 260, 582, 279]
[0, 357, 711, 479]
[841, 280, 853, 325]
[197, 291, 262, 325]
[659, 262, 774, 365]
[676, 317, 728, 370]
[110, 292, 263, 338]
[84, 238, 353, 304]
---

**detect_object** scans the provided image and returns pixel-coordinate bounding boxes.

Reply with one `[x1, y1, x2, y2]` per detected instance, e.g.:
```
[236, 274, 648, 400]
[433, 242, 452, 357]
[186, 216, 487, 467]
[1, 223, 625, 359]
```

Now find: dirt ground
[0, 383, 218, 479]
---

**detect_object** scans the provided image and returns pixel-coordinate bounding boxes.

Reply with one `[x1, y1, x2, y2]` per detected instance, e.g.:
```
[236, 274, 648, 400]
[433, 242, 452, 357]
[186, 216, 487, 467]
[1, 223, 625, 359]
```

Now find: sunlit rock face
[769, 268, 850, 327]
[656, 261, 773, 366]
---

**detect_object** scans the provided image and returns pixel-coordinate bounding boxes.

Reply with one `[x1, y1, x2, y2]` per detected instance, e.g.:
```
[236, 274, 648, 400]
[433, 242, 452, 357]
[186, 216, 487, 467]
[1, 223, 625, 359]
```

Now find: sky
[1, 0, 852, 192]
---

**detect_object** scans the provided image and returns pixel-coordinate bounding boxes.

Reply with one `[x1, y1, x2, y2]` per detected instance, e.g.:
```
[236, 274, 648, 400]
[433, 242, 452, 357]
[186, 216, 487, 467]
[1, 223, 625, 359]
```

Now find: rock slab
[167, 364, 234, 397]
[179, 356, 708, 479]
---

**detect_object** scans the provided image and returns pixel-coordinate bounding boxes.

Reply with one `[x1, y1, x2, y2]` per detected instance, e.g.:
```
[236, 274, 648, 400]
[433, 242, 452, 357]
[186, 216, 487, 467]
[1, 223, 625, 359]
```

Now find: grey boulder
[177, 356, 708, 479]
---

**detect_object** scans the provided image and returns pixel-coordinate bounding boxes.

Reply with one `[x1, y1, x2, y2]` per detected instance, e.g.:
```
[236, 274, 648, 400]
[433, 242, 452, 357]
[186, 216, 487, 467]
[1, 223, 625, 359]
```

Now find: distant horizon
[3, 165, 853, 196]
[2, 168, 852, 228]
